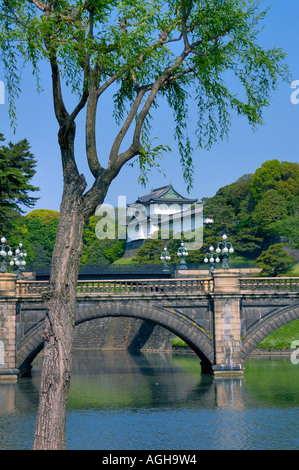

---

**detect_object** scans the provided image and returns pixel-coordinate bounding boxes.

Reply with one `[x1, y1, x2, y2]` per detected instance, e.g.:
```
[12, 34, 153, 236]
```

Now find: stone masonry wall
[73, 317, 175, 351]
[0, 299, 17, 370]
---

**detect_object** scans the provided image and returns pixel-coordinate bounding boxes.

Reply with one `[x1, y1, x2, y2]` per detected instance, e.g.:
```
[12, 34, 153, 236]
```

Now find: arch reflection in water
[1, 351, 299, 450]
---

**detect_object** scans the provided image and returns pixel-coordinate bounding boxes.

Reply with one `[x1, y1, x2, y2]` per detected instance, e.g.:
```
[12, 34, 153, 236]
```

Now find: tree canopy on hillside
[201, 159, 299, 257]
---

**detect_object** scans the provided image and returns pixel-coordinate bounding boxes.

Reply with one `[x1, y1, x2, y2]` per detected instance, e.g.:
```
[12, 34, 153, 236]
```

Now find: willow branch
[167, 66, 196, 82]
[48, 49, 84, 183]
[106, 43, 191, 180]
[49, 54, 69, 126]
[69, 87, 89, 123]
[27, 0, 47, 11]
[108, 86, 149, 164]
[85, 85, 103, 177]
[2, 2, 29, 29]
[181, 0, 192, 49]
[106, 78, 164, 181]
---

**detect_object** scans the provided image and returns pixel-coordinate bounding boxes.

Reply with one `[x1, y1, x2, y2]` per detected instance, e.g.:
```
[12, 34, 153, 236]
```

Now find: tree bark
[33, 143, 109, 449]
[32, 176, 84, 449]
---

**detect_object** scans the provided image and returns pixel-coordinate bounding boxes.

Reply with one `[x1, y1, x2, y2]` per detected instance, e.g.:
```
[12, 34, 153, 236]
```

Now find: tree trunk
[32, 174, 85, 448]
[32, 158, 108, 449]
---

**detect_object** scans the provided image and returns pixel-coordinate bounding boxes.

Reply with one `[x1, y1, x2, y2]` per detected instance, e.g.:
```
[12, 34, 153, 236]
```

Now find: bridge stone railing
[16, 281, 49, 296]
[16, 278, 213, 297]
[239, 277, 299, 292]
[15, 276, 299, 297]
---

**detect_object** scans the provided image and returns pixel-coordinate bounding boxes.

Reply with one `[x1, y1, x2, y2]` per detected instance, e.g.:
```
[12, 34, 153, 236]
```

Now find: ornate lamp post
[177, 241, 188, 270]
[10, 242, 27, 279]
[204, 234, 234, 274]
[160, 246, 171, 273]
[204, 245, 220, 276]
[0, 237, 13, 273]
[0, 237, 27, 278]
[215, 233, 234, 269]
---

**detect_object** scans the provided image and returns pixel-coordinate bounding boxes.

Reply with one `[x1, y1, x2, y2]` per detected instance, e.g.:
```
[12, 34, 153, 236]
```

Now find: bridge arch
[17, 300, 214, 376]
[241, 302, 299, 361]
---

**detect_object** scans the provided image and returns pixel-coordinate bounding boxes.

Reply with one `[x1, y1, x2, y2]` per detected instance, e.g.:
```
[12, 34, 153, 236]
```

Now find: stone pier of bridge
[211, 271, 243, 376]
[0, 274, 19, 381]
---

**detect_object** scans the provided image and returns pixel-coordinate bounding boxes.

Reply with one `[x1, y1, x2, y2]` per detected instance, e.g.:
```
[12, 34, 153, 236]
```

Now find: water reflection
[244, 357, 299, 407]
[0, 350, 299, 449]
[68, 350, 213, 411]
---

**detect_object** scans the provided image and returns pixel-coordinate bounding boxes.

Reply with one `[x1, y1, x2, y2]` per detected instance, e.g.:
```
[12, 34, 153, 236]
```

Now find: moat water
[0, 349, 299, 450]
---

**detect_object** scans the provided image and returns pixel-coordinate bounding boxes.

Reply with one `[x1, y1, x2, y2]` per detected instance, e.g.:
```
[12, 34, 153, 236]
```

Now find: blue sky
[0, 0, 298, 214]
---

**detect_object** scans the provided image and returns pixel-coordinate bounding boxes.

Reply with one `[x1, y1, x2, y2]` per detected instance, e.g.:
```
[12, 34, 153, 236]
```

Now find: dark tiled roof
[129, 184, 198, 205]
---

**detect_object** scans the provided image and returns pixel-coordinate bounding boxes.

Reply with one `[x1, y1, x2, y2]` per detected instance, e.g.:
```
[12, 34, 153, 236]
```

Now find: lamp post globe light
[160, 246, 171, 273]
[177, 241, 188, 270]
[204, 244, 220, 276]
[10, 242, 27, 279]
[0, 237, 27, 278]
[0, 237, 13, 273]
[204, 233, 234, 274]
[216, 233, 234, 269]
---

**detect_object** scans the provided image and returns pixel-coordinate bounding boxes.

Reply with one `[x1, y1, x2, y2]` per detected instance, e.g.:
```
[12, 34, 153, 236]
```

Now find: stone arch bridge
[0, 271, 298, 381]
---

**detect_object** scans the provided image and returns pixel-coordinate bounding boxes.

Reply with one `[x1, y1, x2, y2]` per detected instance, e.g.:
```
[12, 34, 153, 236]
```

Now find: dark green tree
[0, 134, 39, 234]
[251, 159, 299, 201]
[133, 231, 204, 265]
[80, 238, 112, 265]
[250, 162, 299, 238]
[81, 213, 126, 265]
[104, 240, 126, 263]
[269, 195, 299, 248]
[256, 243, 294, 276]
[133, 235, 174, 264]
[80, 238, 126, 264]
[201, 179, 261, 258]
[270, 214, 299, 248]
[251, 189, 288, 235]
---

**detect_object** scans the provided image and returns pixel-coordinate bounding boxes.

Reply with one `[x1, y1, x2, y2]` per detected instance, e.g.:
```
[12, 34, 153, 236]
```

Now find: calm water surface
[0, 350, 299, 450]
